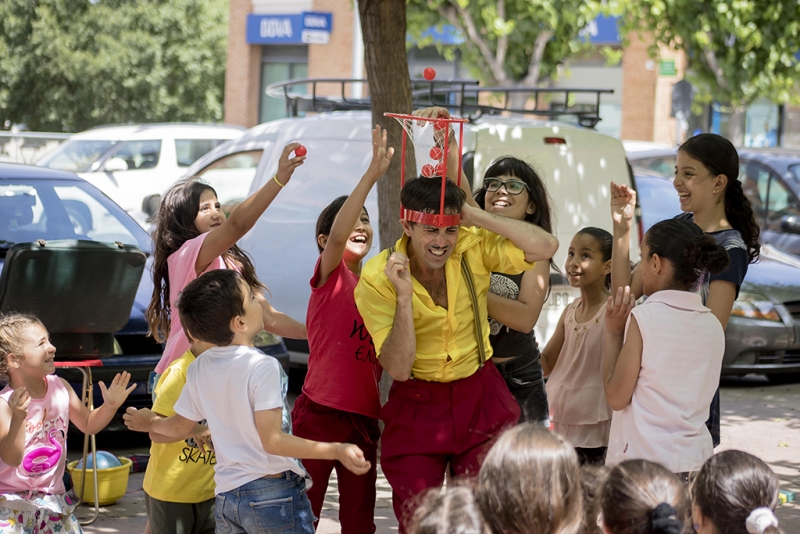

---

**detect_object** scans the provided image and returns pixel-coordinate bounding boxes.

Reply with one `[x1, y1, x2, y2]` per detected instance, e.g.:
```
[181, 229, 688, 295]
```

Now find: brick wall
[620, 32, 657, 141]
[224, 0, 261, 128]
[309, 0, 356, 98]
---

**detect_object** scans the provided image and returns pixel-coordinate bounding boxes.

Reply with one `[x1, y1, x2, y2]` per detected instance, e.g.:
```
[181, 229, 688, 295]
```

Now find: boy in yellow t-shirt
[143, 343, 216, 534]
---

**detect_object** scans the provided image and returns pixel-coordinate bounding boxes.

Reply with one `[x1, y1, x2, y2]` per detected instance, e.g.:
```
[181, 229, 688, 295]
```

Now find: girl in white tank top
[604, 218, 729, 473]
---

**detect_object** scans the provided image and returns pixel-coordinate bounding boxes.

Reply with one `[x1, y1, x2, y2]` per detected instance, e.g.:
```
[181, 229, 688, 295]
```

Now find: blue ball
[75, 451, 122, 470]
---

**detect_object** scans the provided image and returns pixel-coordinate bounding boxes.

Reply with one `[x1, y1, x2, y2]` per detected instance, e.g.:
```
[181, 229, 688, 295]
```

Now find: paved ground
[73, 375, 798, 534]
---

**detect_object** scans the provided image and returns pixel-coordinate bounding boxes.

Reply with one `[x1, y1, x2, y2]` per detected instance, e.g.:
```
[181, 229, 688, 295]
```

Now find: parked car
[634, 171, 800, 380]
[37, 123, 244, 226]
[627, 146, 800, 259]
[172, 106, 639, 366]
[0, 163, 288, 429]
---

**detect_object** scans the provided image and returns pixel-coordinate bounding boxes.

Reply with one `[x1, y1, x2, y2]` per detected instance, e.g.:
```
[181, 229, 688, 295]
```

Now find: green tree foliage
[0, 0, 228, 132]
[407, 0, 604, 89]
[616, 0, 800, 141]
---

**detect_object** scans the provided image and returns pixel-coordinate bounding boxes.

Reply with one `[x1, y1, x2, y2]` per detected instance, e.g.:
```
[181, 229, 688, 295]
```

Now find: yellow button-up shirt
[354, 226, 534, 382]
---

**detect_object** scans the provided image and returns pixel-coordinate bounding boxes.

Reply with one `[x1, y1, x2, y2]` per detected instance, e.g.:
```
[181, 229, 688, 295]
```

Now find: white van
[182, 102, 639, 362]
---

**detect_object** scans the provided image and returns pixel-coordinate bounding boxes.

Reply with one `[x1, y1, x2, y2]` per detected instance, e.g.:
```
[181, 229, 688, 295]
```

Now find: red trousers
[380, 361, 520, 532]
[291, 394, 380, 534]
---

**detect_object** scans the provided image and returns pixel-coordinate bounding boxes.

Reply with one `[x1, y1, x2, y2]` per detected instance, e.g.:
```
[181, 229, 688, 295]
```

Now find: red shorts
[379, 360, 519, 532]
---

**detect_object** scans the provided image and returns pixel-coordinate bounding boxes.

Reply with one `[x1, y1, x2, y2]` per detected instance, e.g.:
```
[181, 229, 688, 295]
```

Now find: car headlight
[730, 292, 782, 322]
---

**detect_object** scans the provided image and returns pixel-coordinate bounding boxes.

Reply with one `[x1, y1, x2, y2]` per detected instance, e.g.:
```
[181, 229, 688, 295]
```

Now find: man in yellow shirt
[354, 176, 558, 531]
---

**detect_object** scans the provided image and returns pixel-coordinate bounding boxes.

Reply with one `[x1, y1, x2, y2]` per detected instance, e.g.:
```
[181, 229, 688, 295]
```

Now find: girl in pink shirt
[148, 143, 308, 378]
[604, 218, 729, 473]
[542, 227, 613, 465]
[0, 314, 135, 533]
[291, 126, 392, 533]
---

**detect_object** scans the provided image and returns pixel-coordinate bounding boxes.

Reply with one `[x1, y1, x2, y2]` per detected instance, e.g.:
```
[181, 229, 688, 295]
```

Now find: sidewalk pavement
[79, 380, 798, 533]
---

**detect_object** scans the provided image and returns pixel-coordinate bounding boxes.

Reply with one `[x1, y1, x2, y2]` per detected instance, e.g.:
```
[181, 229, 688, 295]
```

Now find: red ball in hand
[294, 145, 307, 157]
[423, 67, 436, 81]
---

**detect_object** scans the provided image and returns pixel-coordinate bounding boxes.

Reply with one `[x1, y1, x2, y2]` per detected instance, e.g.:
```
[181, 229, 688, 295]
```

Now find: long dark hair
[645, 219, 730, 291]
[679, 134, 760, 263]
[474, 156, 555, 233]
[692, 450, 782, 534]
[146, 178, 264, 343]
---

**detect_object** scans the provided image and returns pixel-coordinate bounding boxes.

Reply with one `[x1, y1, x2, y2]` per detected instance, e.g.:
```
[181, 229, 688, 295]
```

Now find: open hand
[384, 252, 412, 298]
[605, 286, 636, 336]
[123, 407, 157, 433]
[336, 443, 371, 475]
[99, 372, 136, 409]
[610, 181, 636, 226]
[7, 387, 30, 420]
[275, 142, 307, 186]
[365, 125, 394, 180]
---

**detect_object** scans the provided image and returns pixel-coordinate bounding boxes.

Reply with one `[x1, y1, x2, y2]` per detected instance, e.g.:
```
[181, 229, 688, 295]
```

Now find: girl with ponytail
[693, 450, 783, 534]
[599, 460, 688, 534]
[610, 133, 760, 448]
[603, 219, 729, 474]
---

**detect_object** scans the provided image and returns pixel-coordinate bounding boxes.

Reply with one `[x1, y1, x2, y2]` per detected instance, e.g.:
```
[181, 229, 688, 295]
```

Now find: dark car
[628, 147, 800, 259]
[634, 172, 800, 381]
[0, 163, 289, 429]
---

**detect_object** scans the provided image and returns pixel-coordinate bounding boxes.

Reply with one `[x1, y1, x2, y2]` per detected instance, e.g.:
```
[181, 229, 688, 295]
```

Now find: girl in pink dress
[0, 314, 135, 533]
[542, 227, 614, 465]
[147, 143, 308, 382]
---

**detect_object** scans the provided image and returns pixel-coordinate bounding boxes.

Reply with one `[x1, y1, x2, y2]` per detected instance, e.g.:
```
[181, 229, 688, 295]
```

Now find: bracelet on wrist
[273, 174, 286, 187]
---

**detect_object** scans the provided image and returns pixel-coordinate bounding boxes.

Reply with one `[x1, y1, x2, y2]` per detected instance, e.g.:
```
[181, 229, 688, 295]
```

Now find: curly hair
[679, 134, 761, 264]
[0, 314, 43, 383]
[146, 178, 265, 343]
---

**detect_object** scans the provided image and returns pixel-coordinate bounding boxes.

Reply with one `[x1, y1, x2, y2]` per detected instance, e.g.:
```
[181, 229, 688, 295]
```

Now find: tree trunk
[728, 105, 745, 147]
[358, 0, 415, 250]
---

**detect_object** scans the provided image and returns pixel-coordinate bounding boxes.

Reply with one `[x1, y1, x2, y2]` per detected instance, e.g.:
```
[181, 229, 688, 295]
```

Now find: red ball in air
[423, 67, 436, 81]
[429, 147, 443, 160]
[294, 145, 307, 157]
[421, 164, 436, 177]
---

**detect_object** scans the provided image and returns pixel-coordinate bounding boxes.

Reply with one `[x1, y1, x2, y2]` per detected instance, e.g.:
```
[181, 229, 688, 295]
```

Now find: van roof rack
[265, 78, 613, 128]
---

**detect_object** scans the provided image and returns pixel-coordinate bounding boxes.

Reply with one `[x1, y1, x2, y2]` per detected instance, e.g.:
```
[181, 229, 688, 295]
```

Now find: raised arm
[0, 389, 31, 466]
[195, 143, 306, 274]
[603, 287, 641, 411]
[316, 125, 394, 287]
[255, 408, 370, 475]
[487, 261, 550, 333]
[65, 373, 136, 435]
[375, 253, 416, 381]
[610, 182, 643, 298]
[461, 203, 558, 263]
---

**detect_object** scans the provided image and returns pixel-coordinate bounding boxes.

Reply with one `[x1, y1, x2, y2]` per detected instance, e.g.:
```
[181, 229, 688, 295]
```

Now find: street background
[65, 375, 799, 534]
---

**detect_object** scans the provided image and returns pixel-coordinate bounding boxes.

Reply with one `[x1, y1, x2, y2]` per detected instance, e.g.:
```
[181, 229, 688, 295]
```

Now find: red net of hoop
[385, 112, 468, 227]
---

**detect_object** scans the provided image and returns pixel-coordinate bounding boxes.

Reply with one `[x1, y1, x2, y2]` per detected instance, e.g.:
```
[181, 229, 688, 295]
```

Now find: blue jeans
[214, 472, 315, 534]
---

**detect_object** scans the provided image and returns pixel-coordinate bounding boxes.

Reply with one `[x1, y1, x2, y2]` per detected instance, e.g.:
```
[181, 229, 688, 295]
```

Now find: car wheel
[767, 372, 800, 385]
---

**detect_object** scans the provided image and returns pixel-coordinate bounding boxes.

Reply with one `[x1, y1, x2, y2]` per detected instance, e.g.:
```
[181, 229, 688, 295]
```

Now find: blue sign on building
[246, 12, 333, 45]
[580, 15, 622, 46]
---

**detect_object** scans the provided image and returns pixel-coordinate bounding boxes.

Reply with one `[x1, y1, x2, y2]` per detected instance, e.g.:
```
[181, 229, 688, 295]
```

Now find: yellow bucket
[67, 457, 132, 506]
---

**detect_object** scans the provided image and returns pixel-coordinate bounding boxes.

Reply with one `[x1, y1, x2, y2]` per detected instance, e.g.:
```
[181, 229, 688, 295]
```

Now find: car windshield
[38, 140, 118, 172]
[0, 179, 150, 254]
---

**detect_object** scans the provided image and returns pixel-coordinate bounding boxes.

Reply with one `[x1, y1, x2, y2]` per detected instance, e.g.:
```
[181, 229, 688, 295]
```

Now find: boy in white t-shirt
[124, 269, 371, 533]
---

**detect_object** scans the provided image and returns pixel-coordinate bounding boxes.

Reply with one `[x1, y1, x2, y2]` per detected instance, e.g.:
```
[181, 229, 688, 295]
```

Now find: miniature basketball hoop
[385, 112, 469, 227]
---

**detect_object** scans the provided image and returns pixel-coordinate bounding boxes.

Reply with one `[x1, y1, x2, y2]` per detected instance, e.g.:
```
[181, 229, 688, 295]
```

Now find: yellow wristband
[273, 174, 286, 187]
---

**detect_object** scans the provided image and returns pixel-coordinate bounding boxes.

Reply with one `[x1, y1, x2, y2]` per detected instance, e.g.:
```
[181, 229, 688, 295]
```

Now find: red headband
[403, 209, 461, 228]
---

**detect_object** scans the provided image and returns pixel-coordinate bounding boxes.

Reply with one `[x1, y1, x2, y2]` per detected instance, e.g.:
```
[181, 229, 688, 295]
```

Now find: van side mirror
[103, 157, 129, 172]
[142, 194, 161, 218]
[780, 215, 800, 234]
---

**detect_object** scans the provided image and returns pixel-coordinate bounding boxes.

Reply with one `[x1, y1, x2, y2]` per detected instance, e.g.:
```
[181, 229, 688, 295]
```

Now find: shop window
[744, 98, 779, 148]
[260, 46, 308, 124]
